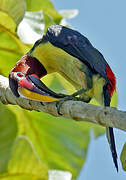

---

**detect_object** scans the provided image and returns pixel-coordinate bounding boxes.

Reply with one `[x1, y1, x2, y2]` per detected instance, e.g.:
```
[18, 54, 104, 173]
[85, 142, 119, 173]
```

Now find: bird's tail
[106, 127, 118, 171]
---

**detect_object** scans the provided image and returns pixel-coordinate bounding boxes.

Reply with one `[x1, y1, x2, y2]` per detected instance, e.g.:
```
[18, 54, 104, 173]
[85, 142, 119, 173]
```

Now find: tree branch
[0, 75, 126, 131]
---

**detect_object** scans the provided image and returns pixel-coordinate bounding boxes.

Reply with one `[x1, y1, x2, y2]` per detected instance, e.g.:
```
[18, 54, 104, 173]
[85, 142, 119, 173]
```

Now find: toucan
[9, 25, 118, 171]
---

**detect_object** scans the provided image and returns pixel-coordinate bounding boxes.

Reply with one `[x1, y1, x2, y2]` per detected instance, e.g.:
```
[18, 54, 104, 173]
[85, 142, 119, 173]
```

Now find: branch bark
[0, 75, 126, 131]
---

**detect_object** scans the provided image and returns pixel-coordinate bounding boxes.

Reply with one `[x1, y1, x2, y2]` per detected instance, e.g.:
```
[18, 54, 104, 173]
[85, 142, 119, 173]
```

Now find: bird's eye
[14, 72, 25, 81]
[17, 72, 24, 78]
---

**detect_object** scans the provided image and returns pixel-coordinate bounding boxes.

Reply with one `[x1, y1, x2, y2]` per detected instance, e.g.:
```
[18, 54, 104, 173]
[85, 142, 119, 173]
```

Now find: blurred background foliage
[0, 0, 119, 179]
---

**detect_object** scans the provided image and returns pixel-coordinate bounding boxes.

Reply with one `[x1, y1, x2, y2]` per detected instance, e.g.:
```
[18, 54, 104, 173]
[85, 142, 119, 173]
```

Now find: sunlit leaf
[0, 0, 26, 28]
[0, 12, 16, 33]
[6, 136, 48, 180]
[120, 143, 126, 171]
[43, 12, 55, 33]
[0, 0, 31, 76]
[42, 73, 76, 95]
[110, 90, 118, 107]
[25, 0, 62, 24]
[0, 30, 30, 76]
[0, 102, 17, 173]
[8, 107, 91, 179]
[17, 11, 45, 44]
[59, 9, 79, 19]
[92, 124, 105, 139]
[48, 170, 72, 180]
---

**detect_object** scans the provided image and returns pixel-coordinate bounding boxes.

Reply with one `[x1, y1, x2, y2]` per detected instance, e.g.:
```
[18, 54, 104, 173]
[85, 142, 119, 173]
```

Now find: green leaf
[43, 73, 68, 94]
[110, 90, 118, 107]
[0, 175, 45, 180]
[0, 102, 17, 173]
[43, 12, 55, 33]
[42, 73, 76, 95]
[92, 124, 105, 139]
[0, 23, 31, 76]
[4, 136, 48, 180]
[8, 107, 91, 179]
[0, 0, 31, 76]
[0, 11, 16, 33]
[0, 0, 26, 28]
[0, 29, 30, 76]
[120, 143, 126, 171]
[25, 0, 62, 24]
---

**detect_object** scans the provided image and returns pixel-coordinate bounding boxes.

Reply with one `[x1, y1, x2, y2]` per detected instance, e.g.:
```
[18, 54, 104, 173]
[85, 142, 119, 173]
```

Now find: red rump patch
[105, 65, 116, 97]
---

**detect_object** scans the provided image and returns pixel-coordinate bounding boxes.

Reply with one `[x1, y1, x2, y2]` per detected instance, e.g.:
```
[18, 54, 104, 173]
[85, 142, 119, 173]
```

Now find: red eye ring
[17, 72, 23, 77]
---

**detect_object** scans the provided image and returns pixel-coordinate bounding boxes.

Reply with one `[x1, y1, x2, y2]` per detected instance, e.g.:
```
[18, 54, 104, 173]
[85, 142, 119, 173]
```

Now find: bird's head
[9, 72, 40, 98]
[9, 54, 47, 97]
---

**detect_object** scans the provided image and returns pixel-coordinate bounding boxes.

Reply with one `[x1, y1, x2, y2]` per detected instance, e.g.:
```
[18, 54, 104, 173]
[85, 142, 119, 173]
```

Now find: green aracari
[9, 25, 118, 171]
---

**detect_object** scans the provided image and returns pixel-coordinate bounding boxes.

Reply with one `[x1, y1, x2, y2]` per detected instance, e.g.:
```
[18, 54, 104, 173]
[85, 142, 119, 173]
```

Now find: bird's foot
[56, 89, 90, 115]
[56, 95, 79, 115]
[40, 102, 45, 106]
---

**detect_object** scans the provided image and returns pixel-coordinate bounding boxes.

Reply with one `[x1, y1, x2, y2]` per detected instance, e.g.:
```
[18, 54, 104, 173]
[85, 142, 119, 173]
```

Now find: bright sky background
[53, 0, 126, 179]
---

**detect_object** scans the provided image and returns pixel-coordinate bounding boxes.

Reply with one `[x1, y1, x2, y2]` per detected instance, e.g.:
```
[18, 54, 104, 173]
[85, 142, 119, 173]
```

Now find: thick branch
[0, 75, 126, 131]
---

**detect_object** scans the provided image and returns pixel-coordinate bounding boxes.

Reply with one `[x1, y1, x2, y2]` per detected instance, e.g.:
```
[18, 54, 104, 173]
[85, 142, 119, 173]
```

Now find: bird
[9, 24, 118, 171]
[9, 72, 66, 102]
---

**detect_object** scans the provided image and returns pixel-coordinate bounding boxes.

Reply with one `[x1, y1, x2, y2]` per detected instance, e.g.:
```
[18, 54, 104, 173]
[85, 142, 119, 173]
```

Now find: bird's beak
[9, 73, 19, 97]
[9, 54, 47, 97]
[27, 75, 65, 98]
[17, 75, 65, 102]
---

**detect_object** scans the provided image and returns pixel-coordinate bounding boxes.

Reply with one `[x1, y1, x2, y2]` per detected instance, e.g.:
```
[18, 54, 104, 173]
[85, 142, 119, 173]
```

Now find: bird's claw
[56, 100, 63, 115]
[56, 95, 78, 115]
[40, 102, 45, 106]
